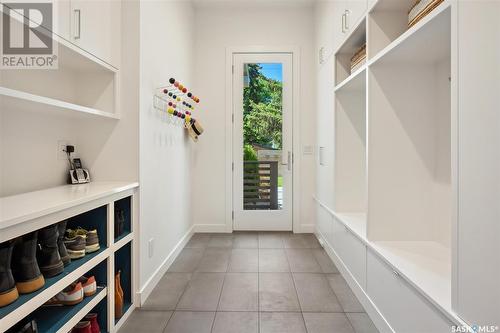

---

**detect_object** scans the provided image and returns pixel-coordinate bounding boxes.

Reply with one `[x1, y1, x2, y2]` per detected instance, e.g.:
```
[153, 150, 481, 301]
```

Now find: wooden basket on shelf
[408, 0, 444, 28]
[350, 43, 366, 73]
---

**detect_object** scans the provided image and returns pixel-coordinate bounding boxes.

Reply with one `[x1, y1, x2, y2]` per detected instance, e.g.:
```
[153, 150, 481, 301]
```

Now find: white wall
[0, 2, 139, 197]
[191, 2, 316, 232]
[138, 0, 195, 294]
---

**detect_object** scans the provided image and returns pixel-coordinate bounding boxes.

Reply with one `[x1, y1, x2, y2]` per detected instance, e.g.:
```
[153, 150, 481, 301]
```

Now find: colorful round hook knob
[181, 113, 186, 119]
[187, 92, 192, 98]
[174, 82, 179, 88]
[163, 89, 168, 94]
[178, 84, 184, 90]
[168, 102, 173, 106]
[168, 92, 173, 97]
[177, 97, 181, 102]
[182, 88, 188, 93]
[173, 110, 178, 116]
[168, 108, 174, 114]
[169, 78, 175, 84]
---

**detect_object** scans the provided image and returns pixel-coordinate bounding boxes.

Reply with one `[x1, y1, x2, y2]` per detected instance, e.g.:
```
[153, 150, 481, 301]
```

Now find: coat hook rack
[153, 77, 204, 142]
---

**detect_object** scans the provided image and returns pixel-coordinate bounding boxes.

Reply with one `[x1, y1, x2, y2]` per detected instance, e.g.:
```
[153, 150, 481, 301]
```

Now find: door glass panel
[242, 63, 283, 210]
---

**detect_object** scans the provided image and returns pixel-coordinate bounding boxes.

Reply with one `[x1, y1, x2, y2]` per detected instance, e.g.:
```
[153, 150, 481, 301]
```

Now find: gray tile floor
[119, 232, 379, 333]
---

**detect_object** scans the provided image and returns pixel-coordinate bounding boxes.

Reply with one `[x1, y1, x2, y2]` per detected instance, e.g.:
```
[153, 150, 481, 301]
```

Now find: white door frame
[224, 46, 302, 233]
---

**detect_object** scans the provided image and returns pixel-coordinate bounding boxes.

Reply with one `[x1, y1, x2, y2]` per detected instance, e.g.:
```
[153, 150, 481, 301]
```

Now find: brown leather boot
[114, 270, 124, 319]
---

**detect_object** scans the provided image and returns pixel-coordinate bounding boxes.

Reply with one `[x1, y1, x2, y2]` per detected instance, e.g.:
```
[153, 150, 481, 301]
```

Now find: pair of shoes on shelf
[0, 220, 69, 307]
[72, 313, 100, 333]
[115, 209, 125, 238]
[64, 228, 100, 260]
[44, 275, 96, 306]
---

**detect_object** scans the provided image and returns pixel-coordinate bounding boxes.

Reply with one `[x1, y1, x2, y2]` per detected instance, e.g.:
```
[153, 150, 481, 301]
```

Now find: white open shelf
[334, 67, 366, 222]
[0, 181, 138, 242]
[334, 66, 366, 92]
[369, 3, 451, 66]
[335, 17, 366, 85]
[0, 13, 119, 120]
[0, 87, 120, 120]
[325, 0, 457, 327]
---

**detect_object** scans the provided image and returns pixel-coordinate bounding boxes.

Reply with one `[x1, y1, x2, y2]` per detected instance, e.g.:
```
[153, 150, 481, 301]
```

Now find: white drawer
[366, 250, 454, 333]
[332, 217, 367, 288]
[317, 205, 334, 247]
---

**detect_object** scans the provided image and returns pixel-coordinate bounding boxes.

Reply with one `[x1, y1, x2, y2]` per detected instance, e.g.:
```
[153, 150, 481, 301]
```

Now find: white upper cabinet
[335, 0, 367, 53]
[68, 0, 121, 68]
[345, 0, 367, 31]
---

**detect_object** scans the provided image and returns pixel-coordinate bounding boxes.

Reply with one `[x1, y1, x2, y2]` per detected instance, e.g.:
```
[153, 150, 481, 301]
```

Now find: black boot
[57, 221, 71, 267]
[37, 225, 64, 278]
[114, 209, 125, 238]
[0, 240, 18, 307]
[12, 232, 45, 294]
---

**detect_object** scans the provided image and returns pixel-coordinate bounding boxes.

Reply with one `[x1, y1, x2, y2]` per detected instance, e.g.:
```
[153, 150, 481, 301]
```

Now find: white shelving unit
[0, 182, 138, 333]
[0, 87, 120, 121]
[0, 13, 120, 120]
[315, 1, 470, 331]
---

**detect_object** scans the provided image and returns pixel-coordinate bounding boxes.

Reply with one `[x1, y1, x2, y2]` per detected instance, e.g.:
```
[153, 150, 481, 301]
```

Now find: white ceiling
[192, 0, 317, 7]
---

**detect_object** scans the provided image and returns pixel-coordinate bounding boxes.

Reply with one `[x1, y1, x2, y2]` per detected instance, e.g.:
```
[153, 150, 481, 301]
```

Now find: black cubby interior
[6, 259, 108, 333]
[114, 196, 132, 242]
[88, 295, 109, 333]
[114, 241, 132, 323]
[66, 205, 108, 249]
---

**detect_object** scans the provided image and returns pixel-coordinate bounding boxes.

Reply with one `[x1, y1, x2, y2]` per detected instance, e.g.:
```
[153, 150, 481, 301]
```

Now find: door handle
[341, 13, 346, 33]
[281, 151, 292, 171]
[344, 10, 351, 31]
[73, 9, 81, 39]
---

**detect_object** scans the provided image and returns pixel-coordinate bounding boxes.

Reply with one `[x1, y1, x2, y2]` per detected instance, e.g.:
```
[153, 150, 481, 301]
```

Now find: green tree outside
[243, 63, 283, 159]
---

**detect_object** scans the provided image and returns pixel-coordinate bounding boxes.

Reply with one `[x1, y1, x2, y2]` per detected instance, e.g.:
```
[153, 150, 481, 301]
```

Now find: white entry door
[232, 53, 293, 231]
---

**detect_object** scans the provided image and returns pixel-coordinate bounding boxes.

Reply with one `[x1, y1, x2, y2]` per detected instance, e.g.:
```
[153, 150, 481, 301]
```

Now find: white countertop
[0, 181, 138, 230]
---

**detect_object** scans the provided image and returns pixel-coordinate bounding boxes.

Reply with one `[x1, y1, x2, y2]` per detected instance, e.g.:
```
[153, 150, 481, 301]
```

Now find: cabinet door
[316, 57, 335, 207]
[345, 0, 367, 32]
[69, 0, 120, 67]
[333, 0, 347, 53]
[367, 250, 454, 332]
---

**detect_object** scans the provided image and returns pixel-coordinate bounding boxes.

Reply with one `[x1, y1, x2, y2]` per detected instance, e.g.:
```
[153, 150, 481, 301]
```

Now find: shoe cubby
[0, 14, 119, 120]
[66, 205, 108, 250]
[4, 258, 108, 333]
[0, 182, 137, 333]
[113, 196, 132, 243]
[367, 0, 449, 61]
[114, 242, 132, 325]
[367, 6, 451, 246]
[334, 68, 367, 234]
[0, 224, 107, 322]
[335, 18, 366, 87]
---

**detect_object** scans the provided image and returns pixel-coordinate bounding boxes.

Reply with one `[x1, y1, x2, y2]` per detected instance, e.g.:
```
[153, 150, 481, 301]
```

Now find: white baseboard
[137, 224, 195, 305]
[298, 223, 315, 233]
[315, 229, 394, 333]
[193, 224, 232, 233]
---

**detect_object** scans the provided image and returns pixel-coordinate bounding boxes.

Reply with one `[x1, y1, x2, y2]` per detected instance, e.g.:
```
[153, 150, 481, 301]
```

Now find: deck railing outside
[243, 161, 279, 210]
